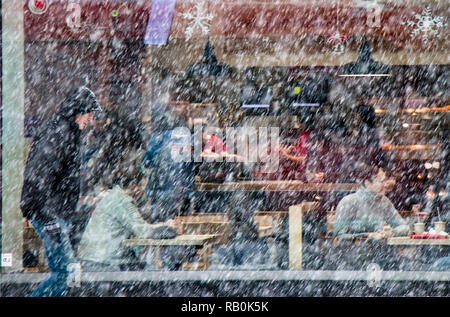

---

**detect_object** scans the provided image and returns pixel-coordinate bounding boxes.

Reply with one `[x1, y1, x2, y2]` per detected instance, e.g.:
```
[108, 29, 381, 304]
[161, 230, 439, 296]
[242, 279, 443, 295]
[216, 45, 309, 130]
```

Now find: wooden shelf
[388, 237, 450, 246]
[168, 101, 217, 107]
[196, 181, 359, 192]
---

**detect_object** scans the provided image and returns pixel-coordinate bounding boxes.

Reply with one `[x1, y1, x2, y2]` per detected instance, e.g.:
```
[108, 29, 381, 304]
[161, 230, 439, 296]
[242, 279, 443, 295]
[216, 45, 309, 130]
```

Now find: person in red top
[203, 131, 227, 154]
[255, 129, 320, 181]
[200, 121, 243, 161]
[278, 130, 309, 178]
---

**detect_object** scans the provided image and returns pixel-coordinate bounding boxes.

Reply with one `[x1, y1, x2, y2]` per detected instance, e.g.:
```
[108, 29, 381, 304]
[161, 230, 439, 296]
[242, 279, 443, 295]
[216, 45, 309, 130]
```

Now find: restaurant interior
[2, 0, 448, 274]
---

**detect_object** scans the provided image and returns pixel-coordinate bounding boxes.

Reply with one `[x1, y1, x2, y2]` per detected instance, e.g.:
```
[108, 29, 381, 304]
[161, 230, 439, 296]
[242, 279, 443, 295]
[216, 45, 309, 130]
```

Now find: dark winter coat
[20, 87, 101, 223]
[142, 129, 195, 199]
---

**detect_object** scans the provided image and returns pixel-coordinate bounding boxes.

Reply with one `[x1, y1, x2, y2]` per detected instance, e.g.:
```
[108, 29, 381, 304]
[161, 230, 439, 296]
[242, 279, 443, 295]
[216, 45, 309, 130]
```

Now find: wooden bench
[172, 213, 230, 270]
[253, 211, 288, 237]
[123, 234, 220, 270]
[174, 213, 229, 245]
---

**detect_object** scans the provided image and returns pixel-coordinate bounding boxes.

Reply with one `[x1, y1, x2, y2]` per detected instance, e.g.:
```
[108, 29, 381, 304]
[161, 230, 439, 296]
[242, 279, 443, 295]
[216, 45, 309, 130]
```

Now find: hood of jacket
[58, 86, 102, 119]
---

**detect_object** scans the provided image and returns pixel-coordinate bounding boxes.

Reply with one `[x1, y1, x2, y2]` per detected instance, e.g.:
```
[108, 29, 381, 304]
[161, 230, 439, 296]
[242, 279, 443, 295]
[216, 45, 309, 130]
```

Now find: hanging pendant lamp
[185, 38, 234, 78]
[339, 38, 391, 77]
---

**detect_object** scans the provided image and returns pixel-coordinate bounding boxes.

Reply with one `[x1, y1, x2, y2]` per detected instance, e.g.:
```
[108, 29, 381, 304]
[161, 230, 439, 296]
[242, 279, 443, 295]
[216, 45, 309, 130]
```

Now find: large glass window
[1, 0, 448, 297]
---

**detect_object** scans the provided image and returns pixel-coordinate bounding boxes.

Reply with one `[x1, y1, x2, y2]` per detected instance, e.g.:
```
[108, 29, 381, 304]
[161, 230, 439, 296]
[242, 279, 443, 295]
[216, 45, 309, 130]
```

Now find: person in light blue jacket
[78, 112, 176, 271]
[333, 166, 411, 239]
[329, 165, 413, 270]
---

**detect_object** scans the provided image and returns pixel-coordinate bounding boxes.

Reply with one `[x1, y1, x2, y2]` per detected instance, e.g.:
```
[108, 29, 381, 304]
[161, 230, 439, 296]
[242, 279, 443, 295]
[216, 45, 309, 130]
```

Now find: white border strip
[2, 270, 450, 284]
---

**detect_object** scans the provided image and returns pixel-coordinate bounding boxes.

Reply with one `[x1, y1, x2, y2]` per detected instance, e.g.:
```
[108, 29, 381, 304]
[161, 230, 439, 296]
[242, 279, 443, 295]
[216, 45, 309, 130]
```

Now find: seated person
[254, 129, 310, 181]
[333, 166, 411, 239]
[278, 130, 309, 167]
[141, 108, 195, 223]
[201, 121, 227, 155]
[197, 120, 243, 161]
[77, 115, 176, 271]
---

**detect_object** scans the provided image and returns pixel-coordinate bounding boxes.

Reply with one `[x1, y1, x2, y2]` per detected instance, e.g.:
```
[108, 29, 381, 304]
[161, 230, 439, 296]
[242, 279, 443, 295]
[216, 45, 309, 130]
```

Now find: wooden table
[387, 236, 450, 269]
[123, 234, 220, 270]
[196, 181, 359, 192]
[387, 237, 450, 246]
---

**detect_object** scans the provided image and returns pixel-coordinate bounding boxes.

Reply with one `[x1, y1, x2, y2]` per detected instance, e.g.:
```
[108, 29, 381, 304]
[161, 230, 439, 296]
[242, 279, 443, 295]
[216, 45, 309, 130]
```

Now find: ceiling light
[185, 38, 234, 78]
[338, 38, 391, 77]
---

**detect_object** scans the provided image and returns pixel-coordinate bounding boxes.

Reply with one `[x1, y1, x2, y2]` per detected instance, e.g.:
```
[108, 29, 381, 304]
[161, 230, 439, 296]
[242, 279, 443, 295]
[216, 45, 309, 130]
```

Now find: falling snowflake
[327, 32, 348, 55]
[401, 6, 447, 43]
[179, 1, 214, 40]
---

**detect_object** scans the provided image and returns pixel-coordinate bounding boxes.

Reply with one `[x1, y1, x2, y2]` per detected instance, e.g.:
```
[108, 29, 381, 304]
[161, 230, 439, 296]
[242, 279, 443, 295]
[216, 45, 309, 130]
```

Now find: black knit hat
[59, 86, 102, 118]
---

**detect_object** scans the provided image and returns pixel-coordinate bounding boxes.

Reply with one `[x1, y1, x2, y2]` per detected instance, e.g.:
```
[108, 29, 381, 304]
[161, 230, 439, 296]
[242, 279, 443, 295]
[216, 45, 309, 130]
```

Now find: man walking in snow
[21, 86, 102, 297]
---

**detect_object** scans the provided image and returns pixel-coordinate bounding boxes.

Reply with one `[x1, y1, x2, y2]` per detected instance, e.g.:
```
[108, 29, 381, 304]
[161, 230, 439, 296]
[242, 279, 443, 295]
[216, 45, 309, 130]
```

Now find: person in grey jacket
[333, 166, 411, 239]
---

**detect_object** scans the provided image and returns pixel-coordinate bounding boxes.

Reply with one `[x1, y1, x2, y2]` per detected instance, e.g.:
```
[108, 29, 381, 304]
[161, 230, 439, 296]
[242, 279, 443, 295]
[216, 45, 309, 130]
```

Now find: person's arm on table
[117, 197, 168, 238]
[391, 223, 410, 236]
[333, 198, 365, 235]
[279, 145, 306, 165]
[384, 198, 411, 236]
[334, 218, 371, 235]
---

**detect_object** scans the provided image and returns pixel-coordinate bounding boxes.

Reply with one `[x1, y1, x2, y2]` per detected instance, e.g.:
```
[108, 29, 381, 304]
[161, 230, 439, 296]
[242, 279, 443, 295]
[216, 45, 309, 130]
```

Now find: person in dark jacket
[141, 106, 195, 223]
[20, 86, 102, 297]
